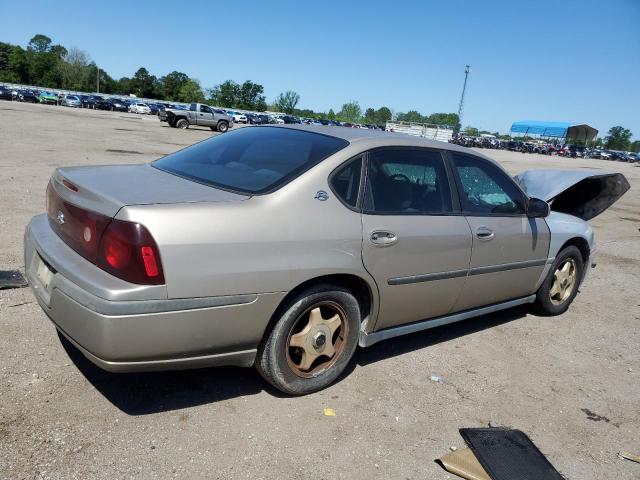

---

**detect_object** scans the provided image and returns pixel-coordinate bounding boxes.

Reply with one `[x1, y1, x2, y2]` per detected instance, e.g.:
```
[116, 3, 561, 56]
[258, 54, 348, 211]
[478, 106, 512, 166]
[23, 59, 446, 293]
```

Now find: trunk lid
[514, 169, 630, 221]
[52, 163, 249, 217]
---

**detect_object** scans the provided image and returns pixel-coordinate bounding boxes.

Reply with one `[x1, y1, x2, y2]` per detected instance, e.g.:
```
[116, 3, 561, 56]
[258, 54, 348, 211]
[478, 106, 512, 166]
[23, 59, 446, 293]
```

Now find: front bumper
[24, 215, 285, 372]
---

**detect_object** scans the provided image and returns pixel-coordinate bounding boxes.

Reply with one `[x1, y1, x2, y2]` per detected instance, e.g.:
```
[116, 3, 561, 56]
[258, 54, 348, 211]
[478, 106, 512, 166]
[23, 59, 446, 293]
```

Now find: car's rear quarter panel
[116, 144, 373, 302]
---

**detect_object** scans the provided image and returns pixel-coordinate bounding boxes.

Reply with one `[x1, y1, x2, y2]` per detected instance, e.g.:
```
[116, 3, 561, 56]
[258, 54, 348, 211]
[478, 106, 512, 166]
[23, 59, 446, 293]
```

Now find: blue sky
[3, 0, 639, 136]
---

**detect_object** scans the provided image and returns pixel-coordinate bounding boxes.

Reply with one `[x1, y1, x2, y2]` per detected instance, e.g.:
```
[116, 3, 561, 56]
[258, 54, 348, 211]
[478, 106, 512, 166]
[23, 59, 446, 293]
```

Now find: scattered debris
[430, 375, 444, 383]
[450, 446, 458, 451]
[459, 428, 563, 480]
[0, 270, 28, 289]
[437, 447, 491, 480]
[323, 408, 336, 417]
[488, 421, 499, 428]
[9, 301, 33, 308]
[581, 408, 610, 423]
[618, 452, 640, 464]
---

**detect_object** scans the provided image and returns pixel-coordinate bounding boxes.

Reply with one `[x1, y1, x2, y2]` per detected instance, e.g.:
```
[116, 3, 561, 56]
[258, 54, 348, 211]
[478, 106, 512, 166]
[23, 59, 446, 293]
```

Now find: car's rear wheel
[176, 119, 189, 129]
[256, 285, 360, 395]
[533, 245, 584, 316]
[216, 121, 229, 133]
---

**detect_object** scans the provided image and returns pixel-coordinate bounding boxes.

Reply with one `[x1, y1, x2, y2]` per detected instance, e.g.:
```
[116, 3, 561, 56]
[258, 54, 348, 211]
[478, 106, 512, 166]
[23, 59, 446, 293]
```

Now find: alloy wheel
[286, 301, 348, 378]
[550, 258, 577, 305]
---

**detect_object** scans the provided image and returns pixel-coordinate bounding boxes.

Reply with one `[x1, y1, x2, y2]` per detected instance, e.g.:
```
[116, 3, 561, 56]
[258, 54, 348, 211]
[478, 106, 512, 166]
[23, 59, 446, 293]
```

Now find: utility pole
[96, 68, 100, 93]
[456, 65, 470, 132]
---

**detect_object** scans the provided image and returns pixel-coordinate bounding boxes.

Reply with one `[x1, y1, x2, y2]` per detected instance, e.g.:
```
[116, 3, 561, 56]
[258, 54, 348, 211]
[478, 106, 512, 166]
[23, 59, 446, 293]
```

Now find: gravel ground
[0, 101, 638, 480]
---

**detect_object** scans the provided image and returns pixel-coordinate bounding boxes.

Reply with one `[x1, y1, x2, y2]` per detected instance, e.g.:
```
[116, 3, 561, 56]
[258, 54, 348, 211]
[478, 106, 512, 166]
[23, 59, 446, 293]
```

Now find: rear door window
[363, 149, 452, 214]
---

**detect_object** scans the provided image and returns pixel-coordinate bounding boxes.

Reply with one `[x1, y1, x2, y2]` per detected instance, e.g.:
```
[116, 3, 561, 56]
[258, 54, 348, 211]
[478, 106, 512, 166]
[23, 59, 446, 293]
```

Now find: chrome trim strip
[388, 268, 468, 285]
[469, 258, 548, 276]
[359, 295, 536, 347]
[388, 258, 550, 285]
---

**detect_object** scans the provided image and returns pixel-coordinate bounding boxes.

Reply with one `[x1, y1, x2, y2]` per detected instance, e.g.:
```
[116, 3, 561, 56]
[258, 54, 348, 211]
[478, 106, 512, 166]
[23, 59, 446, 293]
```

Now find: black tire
[256, 284, 360, 395]
[176, 118, 189, 129]
[533, 245, 584, 316]
[216, 121, 228, 133]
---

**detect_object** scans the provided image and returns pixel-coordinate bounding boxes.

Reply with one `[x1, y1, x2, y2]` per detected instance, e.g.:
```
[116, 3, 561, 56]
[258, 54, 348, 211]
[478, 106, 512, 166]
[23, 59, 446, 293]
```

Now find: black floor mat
[0, 270, 28, 289]
[460, 428, 564, 480]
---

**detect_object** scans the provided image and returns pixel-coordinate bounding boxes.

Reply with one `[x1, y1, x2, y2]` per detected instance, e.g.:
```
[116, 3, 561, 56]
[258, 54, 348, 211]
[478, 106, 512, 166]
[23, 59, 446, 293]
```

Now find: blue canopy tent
[510, 121, 598, 142]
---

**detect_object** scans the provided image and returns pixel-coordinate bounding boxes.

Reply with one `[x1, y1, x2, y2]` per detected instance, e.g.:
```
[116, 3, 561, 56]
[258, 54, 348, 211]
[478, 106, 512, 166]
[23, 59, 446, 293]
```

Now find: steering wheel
[389, 173, 411, 183]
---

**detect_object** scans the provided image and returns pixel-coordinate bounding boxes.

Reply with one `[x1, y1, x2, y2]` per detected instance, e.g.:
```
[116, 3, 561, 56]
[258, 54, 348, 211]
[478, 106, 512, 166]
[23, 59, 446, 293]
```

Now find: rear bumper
[24, 215, 285, 372]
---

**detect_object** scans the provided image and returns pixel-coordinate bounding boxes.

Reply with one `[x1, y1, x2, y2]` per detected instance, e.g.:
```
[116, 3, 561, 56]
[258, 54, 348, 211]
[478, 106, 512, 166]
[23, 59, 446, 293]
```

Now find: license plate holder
[35, 255, 54, 292]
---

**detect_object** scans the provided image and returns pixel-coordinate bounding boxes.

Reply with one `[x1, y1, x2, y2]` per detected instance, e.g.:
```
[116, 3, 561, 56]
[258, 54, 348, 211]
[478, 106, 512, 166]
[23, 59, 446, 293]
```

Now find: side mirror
[527, 197, 550, 218]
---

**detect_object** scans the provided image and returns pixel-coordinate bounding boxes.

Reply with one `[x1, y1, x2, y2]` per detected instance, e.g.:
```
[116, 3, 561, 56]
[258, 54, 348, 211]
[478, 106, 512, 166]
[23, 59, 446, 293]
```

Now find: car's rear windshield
[153, 127, 348, 194]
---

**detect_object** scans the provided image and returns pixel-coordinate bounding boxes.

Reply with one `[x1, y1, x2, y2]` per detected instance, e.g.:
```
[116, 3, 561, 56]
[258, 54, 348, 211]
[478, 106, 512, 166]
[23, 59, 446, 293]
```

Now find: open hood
[514, 169, 630, 221]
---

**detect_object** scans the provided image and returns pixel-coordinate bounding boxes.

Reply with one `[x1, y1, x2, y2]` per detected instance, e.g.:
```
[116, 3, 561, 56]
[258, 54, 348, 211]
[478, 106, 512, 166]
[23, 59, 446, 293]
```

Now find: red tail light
[47, 181, 165, 285]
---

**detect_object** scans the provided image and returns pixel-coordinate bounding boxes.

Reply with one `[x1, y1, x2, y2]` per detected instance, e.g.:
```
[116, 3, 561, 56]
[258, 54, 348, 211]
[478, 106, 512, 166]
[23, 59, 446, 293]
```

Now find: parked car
[38, 91, 58, 105]
[107, 98, 129, 112]
[281, 115, 301, 124]
[60, 95, 82, 107]
[129, 102, 152, 114]
[246, 113, 270, 125]
[226, 111, 248, 123]
[17, 90, 39, 103]
[24, 126, 629, 394]
[160, 103, 232, 132]
[0, 86, 13, 101]
[82, 95, 105, 109]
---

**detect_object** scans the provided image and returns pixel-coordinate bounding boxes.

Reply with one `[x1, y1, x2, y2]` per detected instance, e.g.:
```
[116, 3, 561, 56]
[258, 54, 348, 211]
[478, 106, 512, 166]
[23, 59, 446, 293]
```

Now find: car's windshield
[153, 127, 348, 194]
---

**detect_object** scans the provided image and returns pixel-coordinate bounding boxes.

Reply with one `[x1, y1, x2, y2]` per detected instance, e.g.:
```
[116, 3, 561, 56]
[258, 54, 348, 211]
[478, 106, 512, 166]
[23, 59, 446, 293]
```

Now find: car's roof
[267, 124, 482, 156]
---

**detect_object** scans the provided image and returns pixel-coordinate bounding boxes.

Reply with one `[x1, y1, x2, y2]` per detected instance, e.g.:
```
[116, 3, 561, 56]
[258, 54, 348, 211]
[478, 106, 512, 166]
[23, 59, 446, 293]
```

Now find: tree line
[0, 34, 463, 126]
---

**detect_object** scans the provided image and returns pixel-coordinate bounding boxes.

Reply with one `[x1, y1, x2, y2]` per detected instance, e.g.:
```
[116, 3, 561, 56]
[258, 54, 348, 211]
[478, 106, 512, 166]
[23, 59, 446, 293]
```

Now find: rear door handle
[475, 227, 495, 241]
[370, 230, 398, 247]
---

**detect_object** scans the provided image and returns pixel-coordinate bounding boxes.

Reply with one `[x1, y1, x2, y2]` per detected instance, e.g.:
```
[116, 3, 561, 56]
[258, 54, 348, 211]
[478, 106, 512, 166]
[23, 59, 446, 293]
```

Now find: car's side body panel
[452, 216, 551, 311]
[362, 214, 472, 330]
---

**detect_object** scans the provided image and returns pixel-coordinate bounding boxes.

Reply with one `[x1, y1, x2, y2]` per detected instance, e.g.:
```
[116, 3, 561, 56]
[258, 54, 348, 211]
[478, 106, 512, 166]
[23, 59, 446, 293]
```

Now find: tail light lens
[47, 181, 165, 285]
[97, 218, 164, 284]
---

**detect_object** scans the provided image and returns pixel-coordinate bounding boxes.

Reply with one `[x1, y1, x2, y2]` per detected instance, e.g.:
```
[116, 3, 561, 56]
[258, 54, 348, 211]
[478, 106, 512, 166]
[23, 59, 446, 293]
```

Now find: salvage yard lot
[0, 101, 638, 479]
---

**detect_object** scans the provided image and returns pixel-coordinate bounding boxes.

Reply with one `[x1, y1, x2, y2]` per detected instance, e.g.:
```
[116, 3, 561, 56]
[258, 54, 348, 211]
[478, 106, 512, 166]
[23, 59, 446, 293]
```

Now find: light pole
[456, 65, 470, 132]
[97, 68, 100, 93]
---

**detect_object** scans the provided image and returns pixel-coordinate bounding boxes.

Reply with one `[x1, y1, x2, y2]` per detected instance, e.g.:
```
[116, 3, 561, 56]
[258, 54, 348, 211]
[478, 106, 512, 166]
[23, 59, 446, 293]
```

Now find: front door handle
[370, 230, 398, 247]
[475, 227, 495, 241]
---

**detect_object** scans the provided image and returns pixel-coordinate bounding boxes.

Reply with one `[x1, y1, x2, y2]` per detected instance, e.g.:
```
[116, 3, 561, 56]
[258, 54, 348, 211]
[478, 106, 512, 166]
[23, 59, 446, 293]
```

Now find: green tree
[28, 34, 52, 53]
[338, 101, 361, 122]
[60, 47, 90, 90]
[426, 112, 459, 127]
[629, 140, 639, 152]
[274, 90, 300, 114]
[363, 107, 376, 124]
[116, 76, 132, 94]
[463, 126, 479, 136]
[177, 78, 205, 103]
[210, 80, 240, 107]
[130, 67, 157, 97]
[327, 108, 336, 120]
[238, 80, 266, 110]
[158, 71, 189, 101]
[375, 106, 392, 124]
[604, 126, 632, 150]
[397, 110, 424, 123]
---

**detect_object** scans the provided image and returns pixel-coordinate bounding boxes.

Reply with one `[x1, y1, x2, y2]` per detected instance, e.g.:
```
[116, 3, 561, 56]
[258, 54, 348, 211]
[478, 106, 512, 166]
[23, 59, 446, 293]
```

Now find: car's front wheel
[216, 121, 229, 133]
[256, 285, 360, 395]
[533, 245, 584, 315]
[176, 119, 189, 129]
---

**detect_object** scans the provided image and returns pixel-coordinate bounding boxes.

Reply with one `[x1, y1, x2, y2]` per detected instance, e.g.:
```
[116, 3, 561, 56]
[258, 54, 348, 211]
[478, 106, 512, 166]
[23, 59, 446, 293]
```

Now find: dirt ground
[0, 101, 638, 480]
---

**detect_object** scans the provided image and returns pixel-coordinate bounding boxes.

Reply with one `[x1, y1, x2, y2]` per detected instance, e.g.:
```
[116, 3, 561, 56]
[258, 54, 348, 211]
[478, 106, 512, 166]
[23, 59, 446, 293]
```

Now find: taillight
[97, 219, 165, 285]
[47, 181, 165, 285]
